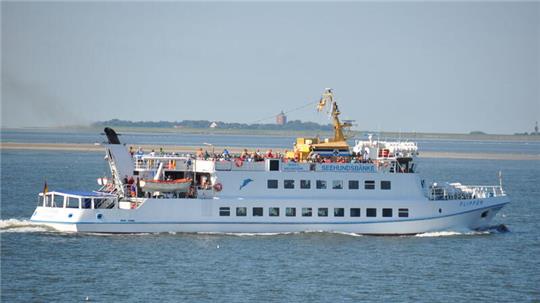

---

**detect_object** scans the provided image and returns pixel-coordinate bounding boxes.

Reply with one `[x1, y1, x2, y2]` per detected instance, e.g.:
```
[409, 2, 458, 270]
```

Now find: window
[381, 181, 391, 190]
[253, 207, 263, 216]
[284, 180, 295, 189]
[348, 180, 359, 190]
[332, 180, 343, 189]
[269, 207, 280, 217]
[365, 180, 375, 190]
[269, 159, 280, 171]
[367, 208, 377, 217]
[398, 208, 409, 218]
[316, 180, 327, 189]
[236, 207, 247, 216]
[334, 208, 344, 217]
[300, 180, 311, 189]
[350, 208, 361, 217]
[382, 208, 393, 217]
[67, 197, 79, 208]
[267, 179, 278, 189]
[219, 207, 230, 216]
[302, 207, 312, 217]
[53, 195, 64, 208]
[318, 208, 328, 217]
[286, 207, 296, 217]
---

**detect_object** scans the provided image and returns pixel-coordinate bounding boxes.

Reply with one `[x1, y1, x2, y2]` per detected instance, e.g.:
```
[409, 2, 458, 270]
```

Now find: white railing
[427, 184, 505, 201]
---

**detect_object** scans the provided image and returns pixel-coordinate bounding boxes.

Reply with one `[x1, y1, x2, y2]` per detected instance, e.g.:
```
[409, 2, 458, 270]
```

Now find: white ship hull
[30, 196, 509, 235]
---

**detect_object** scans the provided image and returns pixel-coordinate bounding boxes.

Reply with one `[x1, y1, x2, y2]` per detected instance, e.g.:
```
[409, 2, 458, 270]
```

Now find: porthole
[97, 214, 103, 219]
[68, 213, 73, 218]
[481, 210, 489, 218]
[438, 208, 442, 214]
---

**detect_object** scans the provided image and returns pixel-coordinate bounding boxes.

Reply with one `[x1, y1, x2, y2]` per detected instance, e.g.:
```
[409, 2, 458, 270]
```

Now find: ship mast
[318, 88, 352, 142]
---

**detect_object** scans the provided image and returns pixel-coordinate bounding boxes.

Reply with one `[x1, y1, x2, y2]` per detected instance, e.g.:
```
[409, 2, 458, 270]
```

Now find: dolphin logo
[239, 178, 253, 190]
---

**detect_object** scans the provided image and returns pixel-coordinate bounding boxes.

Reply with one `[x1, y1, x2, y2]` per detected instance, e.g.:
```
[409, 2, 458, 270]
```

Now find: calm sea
[1, 130, 539, 302]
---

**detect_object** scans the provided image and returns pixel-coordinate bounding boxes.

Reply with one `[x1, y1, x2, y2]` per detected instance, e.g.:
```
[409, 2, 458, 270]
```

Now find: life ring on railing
[235, 158, 243, 167]
[213, 183, 223, 192]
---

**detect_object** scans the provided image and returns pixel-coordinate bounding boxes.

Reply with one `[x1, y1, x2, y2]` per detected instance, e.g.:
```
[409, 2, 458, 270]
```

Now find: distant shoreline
[2, 126, 540, 142]
[1, 142, 538, 161]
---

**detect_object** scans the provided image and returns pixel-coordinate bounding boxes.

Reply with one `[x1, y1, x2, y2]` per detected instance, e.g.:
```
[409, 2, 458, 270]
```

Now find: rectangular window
[367, 208, 377, 217]
[399, 208, 409, 218]
[350, 208, 361, 217]
[236, 207, 247, 216]
[348, 180, 359, 190]
[286, 207, 296, 217]
[269, 207, 280, 217]
[365, 180, 375, 190]
[382, 208, 393, 217]
[284, 179, 295, 189]
[67, 197, 79, 209]
[302, 207, 312, 217]
[267, 179, 278, 189]
[269, 159, 280, 171]
[381, 181, 391, 190]
[318, 208, 328, 217]
[300, 180, 311, 189]
[253, 207, 263, 217]
[316, 180, 327, 189]
[219, 207, 230, 216]
[332, 180, 343, 189]
[334, 208, 344, 217]
[53, 195, 64, 208]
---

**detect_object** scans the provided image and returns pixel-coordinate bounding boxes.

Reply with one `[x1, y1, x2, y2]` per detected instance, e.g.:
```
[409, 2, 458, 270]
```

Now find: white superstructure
[30, 90, 509, 234]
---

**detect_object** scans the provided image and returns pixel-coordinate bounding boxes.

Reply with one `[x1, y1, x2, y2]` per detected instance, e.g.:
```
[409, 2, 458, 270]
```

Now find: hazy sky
[2, 1, 539, 134]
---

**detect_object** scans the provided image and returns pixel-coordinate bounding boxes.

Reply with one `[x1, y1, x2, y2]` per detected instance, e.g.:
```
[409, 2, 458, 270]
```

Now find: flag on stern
[43, 181, 48, 195]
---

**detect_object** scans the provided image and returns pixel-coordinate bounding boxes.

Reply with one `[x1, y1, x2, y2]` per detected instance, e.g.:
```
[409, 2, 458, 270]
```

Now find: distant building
[276, 111, 287, 125]
[209, 122, 218, 128]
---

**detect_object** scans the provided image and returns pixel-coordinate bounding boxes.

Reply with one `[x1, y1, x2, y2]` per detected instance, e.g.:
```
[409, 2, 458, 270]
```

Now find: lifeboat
[140, 178, 192, 193]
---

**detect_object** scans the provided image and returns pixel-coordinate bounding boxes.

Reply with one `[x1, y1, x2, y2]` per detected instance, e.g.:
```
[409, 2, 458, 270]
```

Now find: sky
[1, 1, 539, 134]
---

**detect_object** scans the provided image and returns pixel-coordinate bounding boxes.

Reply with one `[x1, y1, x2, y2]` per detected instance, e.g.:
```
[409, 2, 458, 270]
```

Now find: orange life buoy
[213, 183, 223, 192]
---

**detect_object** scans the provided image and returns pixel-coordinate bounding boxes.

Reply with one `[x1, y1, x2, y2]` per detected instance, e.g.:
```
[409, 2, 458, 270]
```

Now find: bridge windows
[348, 180, 359, 190]
[382, 208, 393, 217]
[381, 181, 391, 190]
[300, 180, 311, 189]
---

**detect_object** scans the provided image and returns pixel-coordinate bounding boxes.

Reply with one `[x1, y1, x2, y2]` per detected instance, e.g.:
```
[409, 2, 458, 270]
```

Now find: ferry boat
[30, 89, 510, 234]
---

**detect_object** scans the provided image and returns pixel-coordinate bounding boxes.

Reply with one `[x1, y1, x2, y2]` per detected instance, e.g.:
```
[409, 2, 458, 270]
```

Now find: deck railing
[427, 184, 505, 201]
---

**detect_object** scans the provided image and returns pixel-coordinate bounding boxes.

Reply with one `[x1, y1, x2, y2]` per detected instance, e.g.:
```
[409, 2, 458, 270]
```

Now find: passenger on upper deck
[266, 149, 274, 158]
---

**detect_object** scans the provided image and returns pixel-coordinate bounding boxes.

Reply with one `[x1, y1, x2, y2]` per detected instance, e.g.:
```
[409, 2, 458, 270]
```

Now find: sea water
[1, 131, 539, 302]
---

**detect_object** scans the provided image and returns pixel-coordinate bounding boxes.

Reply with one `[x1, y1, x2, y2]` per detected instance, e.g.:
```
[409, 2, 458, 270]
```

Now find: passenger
[196, 148, 204, 159]
[129, 146, 134, 157]
[241, 149, 248, 160]
[222, 149, 230, 159]
[149, 149, 156, 157]
[266, 149, 274, 158]
[123, 175, 129, 184]
[204, 150, 210, 160]
[159, 147, 164, 156]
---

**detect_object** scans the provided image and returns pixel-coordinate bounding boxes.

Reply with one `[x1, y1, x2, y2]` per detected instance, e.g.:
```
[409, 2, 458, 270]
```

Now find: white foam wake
[0, 219, 52, 233]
